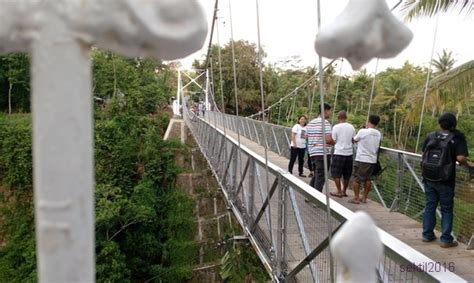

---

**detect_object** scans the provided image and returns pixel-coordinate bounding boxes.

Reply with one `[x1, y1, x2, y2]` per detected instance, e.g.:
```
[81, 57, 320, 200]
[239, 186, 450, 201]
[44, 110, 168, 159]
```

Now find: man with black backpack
[421, 112, 473, 248]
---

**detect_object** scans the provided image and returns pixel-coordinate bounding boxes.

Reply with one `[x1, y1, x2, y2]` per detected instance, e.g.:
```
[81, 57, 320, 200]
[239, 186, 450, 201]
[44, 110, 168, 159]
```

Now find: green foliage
[220, 245, 269, 282]
[92, 49, 176, 116]
[0, 50, 195, 282]
[0, 191, 36, 283]
[93, 113, 195, 282]
[0, 53, 31, 113]
[0, 114, 32, 190]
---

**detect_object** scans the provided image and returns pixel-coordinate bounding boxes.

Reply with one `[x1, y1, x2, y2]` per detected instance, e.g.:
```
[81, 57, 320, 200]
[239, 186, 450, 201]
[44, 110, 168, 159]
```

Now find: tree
[432, 49, 456, 75]
[1, 54, 30, 114]
[194, 40, 263, 115]
[402, 0, 473, 20]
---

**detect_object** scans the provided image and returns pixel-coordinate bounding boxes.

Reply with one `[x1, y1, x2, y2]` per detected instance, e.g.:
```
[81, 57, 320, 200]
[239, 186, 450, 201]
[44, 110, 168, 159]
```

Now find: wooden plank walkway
[211, 121, 474, 282]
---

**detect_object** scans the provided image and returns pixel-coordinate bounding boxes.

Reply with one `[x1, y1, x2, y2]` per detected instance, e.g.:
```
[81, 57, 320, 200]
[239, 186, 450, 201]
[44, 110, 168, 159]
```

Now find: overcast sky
[178, 0, 474, 76]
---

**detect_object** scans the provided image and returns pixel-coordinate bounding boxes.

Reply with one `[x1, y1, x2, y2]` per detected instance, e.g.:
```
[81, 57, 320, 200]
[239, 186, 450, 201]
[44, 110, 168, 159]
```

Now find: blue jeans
[422, 181, 455, 243]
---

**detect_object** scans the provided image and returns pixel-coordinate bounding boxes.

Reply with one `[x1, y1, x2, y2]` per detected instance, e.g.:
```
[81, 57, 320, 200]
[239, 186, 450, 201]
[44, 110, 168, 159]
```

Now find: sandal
[342, 193, 348, 197]
[330, 192, 343, 198]
[348, 199, 360, 204]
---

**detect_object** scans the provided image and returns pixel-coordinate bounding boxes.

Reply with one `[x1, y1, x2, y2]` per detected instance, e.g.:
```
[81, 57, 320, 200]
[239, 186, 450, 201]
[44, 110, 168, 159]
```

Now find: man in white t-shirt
[288, 115, 307, 177]
[330, 111, 355, 198]
[349, 115, 381, 204]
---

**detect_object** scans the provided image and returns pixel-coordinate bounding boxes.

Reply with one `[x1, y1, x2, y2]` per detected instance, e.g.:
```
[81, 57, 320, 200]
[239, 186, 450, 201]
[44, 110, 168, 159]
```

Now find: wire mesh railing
[186, 109, 465, 282]
[206, 111, 473, 246]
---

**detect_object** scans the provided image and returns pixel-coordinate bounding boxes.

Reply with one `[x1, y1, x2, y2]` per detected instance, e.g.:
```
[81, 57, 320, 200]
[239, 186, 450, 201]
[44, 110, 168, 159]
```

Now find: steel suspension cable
[255, 0, 276, 273]
[228, 0, 239, 118]
[209, 50, 218, 128]
[331, 58, 344, 124]
[415, 12, 440, 153]
[215, 13, 227, 131]
[309, 63, 319, 118]
[277, 101, 282, 125]
[216, 15, 226, 115]
[228, 0, 243, 153]
[365, 1, 402, 124]
[204, 0, 220, 71]
[248, 59, 337, 119]
[367, 59, 379, 122]
[316, 0, 335, 281]
[228, 0, 246, 213]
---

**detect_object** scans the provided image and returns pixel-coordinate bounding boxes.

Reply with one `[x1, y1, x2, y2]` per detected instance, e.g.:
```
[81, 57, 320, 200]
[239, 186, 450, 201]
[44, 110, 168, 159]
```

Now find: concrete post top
[0, 0, 208, 60]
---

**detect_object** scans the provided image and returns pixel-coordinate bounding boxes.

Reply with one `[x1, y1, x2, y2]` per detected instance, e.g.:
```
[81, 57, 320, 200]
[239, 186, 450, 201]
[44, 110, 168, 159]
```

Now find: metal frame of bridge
[183, 107, 467, 282]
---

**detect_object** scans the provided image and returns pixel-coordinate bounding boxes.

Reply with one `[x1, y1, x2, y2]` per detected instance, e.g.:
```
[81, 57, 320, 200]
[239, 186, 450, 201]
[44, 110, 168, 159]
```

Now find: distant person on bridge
[330, 111, 356, 198]
[349, 114, 381, 204]
[199, 100, 206, 117]
[288, 115, 308, 177]
[421, 112, 473, 248]
[307, 103, 335, 192]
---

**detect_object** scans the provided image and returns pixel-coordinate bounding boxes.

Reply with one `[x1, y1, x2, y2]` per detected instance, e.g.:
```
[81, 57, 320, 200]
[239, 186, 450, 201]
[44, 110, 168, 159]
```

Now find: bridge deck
[212, 121, 474, 282]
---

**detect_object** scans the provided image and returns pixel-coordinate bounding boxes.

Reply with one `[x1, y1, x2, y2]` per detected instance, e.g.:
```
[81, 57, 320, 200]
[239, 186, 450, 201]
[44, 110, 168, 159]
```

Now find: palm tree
[405, 60, 474, 120]
[402, 0, 473, 20]
[432, 49, 456, 75]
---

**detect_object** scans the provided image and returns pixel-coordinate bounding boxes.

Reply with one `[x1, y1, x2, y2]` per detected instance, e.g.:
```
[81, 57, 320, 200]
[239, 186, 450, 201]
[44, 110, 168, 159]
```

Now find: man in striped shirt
[307, 103, 335, 192]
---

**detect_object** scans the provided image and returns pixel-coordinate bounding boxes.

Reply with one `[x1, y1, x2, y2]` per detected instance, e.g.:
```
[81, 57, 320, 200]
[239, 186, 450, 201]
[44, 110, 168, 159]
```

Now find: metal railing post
[246, 119, 253, 141]
[232, 145, 238, 201]
[272, 127, 282, 155]
[248, 159, 256, 224]
[390, 152, 403, 212]
[276, 174, 284, 278]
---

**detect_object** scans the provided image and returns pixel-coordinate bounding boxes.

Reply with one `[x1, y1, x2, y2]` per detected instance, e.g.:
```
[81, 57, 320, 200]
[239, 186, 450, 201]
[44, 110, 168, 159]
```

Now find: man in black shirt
[421, 112, 473, 248]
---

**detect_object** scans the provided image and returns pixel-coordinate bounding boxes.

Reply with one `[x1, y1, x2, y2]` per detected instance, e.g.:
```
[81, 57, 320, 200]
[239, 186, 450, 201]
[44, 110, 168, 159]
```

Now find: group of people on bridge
[288, 105, 473, 248]
[288, 103, 381, 205]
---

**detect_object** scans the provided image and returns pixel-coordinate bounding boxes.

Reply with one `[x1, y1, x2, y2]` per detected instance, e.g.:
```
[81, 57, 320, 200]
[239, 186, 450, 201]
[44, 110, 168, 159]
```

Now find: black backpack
[421, 132, 455, 182]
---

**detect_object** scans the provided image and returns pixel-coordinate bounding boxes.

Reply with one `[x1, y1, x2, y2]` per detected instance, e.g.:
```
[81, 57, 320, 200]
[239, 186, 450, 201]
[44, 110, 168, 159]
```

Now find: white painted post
[205, 69, 211, 111]
[177, 69, 182, 116]
[32, 14, 95, 283]
[0, 1, 207, 282]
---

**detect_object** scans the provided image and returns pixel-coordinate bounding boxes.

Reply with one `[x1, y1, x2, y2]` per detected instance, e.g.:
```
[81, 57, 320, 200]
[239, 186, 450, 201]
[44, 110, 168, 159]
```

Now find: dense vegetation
[0, 50, 198, 282]
[194, 41, 473, 152]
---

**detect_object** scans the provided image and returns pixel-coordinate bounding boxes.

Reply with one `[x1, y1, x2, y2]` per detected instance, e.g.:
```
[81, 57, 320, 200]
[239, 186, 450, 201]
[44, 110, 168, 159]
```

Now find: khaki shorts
[352, 161, 375, 183]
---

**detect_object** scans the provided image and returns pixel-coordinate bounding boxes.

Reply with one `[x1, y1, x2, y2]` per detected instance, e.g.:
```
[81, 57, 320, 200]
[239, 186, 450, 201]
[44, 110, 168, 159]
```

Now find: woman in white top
[288, 115, 307, 177]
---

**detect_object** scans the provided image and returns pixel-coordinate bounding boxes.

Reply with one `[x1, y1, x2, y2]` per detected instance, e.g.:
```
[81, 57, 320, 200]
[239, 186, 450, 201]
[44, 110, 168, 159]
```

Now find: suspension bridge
[168, 1, 473, 281]
[171, 105, 473, 282]
[1, 0, 472, 281]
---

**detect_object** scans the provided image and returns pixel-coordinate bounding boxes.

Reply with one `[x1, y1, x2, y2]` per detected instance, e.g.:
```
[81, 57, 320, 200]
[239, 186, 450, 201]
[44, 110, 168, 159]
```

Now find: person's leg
[351, 181, 360, 203]
[342, 156, 353, 196]
[362, 180, 372, 203]
[288, 147, 297, 174]
[349, 162, 361, 203]
[309, 156, 317, 187]
[297, 148, 305, 176]
[330, 155, 343, 196]
[422, 181, 439, 241]
[308, 152, 315, 177]
[437, 183, 455, 244]
[314, 156, 325, 192]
